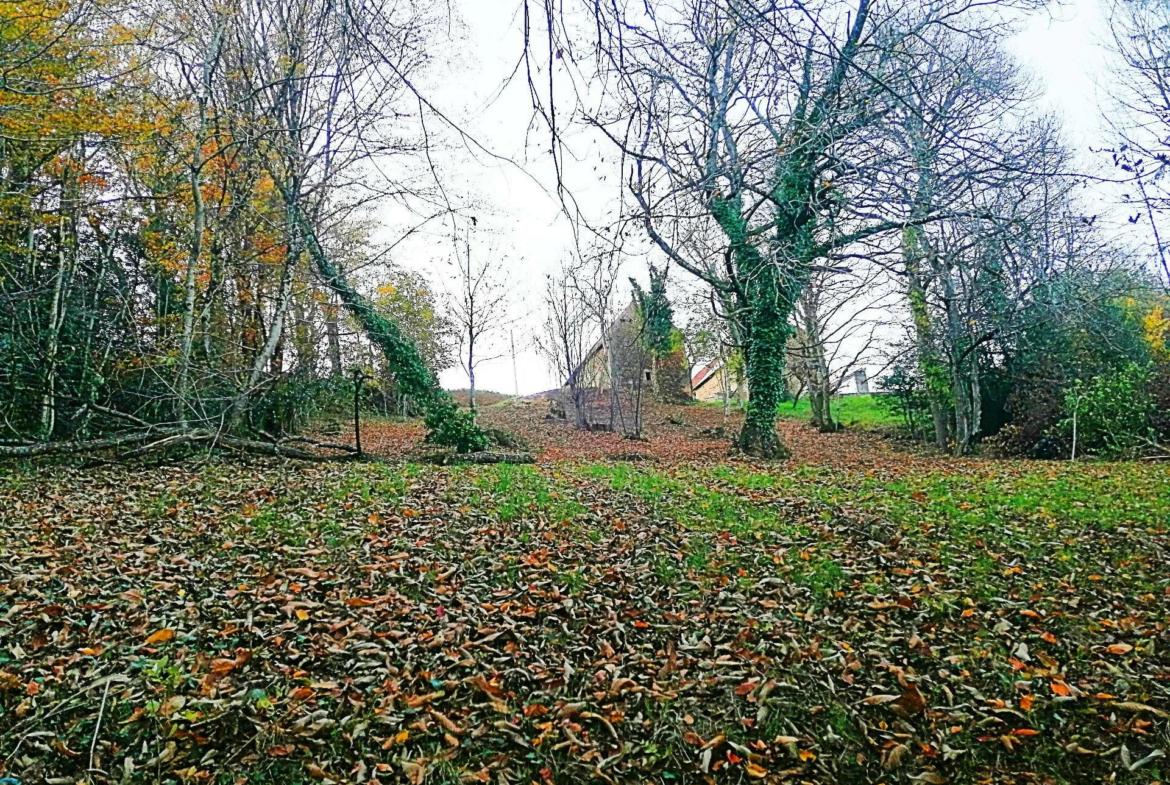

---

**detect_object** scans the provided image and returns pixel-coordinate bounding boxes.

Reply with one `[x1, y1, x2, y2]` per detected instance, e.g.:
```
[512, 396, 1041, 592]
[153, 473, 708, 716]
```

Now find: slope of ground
[338, 399, 920, 468]
[771, 394, 901, 428]
[1, 413, 1167, 785]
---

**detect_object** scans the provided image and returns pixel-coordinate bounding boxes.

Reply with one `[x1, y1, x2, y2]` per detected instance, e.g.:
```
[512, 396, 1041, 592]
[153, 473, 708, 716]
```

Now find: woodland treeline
[0, 0, 493, 456]
[2, 0, 1169, 460]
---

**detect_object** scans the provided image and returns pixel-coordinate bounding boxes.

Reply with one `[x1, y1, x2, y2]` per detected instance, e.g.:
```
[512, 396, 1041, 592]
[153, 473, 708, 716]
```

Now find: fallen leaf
[145, 628, 175, 645]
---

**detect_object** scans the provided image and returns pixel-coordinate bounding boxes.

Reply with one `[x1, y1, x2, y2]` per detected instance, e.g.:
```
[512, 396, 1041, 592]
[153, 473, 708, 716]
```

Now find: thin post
[353, 368, 364, 457]
[511, 329, 519, 398]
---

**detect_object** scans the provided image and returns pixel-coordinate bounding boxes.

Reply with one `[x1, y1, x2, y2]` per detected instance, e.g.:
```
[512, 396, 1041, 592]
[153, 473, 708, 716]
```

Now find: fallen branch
[1, 428, 359, 462]
[0, 429, 183, 458]
[276, 434, 359, 453]
[218, 435, 356, 461]
[434, 451, 536, 465]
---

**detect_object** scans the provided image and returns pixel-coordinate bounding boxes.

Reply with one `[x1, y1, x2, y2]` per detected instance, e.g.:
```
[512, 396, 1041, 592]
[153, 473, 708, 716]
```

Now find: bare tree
[537, 266, 591, 429]
[446, 222, 511, 416]
[1103, 0, 1170, 288]
[882, 29, 1041, 450]
[570, 239, 634, 435]
[790, 264, 891, 432]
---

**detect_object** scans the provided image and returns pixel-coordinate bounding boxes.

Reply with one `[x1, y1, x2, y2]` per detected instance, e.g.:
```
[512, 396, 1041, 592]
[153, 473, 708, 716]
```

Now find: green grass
[774, 393, 899, 427]
[702, 393, 898, 427]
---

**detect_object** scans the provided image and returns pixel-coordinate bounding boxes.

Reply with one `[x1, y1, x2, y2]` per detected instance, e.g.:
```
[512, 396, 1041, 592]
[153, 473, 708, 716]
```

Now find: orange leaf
[345, 597, 377, 607]
[736, 680, 759, 696]
[1050, 681, 1072, 697]
[1106, 643, 1133, 655]
[1040, 632, 1058, 644]
[745, 763, 769, 778]
[1019, 694, 1035, 711]
[1012, 728, 1040, 737]
[145, 628, 175, 645]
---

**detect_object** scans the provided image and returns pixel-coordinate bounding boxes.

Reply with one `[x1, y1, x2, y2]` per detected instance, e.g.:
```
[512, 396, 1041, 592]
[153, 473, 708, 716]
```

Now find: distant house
[691, 358, 747, 404]
[691, 336, 875, 407]
[567, 303, 692, 403]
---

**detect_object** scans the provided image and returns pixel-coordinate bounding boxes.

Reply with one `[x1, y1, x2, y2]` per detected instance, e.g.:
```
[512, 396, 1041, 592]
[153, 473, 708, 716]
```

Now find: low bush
[1055, 363, 1159, 459]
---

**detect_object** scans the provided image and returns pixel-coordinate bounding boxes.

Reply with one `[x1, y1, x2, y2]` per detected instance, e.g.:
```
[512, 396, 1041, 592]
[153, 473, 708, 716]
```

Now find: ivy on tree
[302, 222, 488, 453]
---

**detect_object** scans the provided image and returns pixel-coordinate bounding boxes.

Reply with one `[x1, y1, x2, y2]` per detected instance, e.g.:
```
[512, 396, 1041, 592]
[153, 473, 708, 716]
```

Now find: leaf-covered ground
[2, 410, 1168, 785]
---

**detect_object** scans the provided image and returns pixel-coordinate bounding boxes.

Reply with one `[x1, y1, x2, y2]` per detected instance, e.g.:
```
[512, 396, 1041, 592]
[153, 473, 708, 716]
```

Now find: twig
[89, 678, 112, 771]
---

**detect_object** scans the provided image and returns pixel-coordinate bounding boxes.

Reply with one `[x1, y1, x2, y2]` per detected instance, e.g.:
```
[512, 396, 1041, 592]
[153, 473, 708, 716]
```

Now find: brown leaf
[862, 694, 901, 706]
[891, 684, 927, 717]
[402, 759, 427, 785]
[209, 658, 237, 677]
[884, 743, 911, 770]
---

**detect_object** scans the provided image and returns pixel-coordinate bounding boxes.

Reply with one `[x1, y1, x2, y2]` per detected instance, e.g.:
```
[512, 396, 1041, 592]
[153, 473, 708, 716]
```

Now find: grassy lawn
[0, 456, 1166, 784]
[774, 393, 900, 427]
[703, 394, 900, 428]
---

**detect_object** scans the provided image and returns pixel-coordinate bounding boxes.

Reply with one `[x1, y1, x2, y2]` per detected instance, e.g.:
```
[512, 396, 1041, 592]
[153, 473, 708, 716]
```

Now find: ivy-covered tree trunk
[739, 276, 792, 457]
[711, 194, 800, 458]
[299, 219, 487, 452]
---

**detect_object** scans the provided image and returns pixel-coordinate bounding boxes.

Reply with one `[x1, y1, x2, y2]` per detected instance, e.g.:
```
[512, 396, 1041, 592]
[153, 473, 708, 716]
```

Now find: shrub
[1056, 364, 1158, 459]
[249, 374, 354, 435]
[876, 364, 932, 438]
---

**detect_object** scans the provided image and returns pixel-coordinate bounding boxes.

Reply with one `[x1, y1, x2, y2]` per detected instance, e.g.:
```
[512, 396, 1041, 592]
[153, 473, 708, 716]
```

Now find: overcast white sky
[382, 0, 1118, 396]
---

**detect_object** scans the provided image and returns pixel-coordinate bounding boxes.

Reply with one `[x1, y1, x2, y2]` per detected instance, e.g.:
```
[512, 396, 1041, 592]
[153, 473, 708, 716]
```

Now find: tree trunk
[177, 98, 207, 429]
[41, 215, 70, 440]
[719, 346, 731, 423]
[941, 267, 970, 455]
[799, 290, 837, 433]
[738, 293, 790, 458]
[710, 193, 795, 459]
[228, 216, 297, 427]
[904, 230, 950, 448]
[468, 350, 477, 420]
[324, 294, 343, 375]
